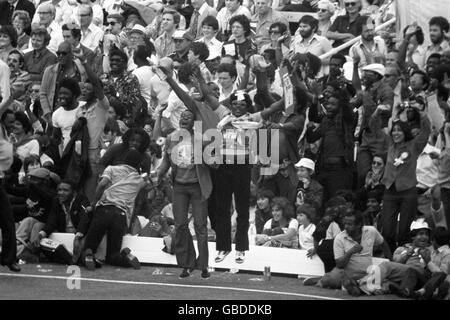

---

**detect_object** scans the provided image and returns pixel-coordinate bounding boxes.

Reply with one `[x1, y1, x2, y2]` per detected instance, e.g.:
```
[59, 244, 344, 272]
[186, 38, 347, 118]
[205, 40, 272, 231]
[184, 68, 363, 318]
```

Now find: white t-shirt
[263, 218, 299, 233]
[132, 65, 154, 111]
[15, 139, 39, 161]
[298, 223, 316, 250]
[52, 106, 79, 152]
[163, 83, 188, 130]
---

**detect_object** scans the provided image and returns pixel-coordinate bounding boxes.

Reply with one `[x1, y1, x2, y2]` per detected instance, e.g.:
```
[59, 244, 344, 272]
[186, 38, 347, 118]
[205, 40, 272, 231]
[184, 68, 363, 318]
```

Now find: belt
[416, 187, 428, 195]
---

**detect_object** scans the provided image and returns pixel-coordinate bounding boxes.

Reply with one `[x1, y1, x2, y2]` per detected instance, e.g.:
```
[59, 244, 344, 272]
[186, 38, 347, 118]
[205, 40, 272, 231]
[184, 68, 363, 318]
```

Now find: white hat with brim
[294, 158, 315, 172]
[362, 63, 386, 77]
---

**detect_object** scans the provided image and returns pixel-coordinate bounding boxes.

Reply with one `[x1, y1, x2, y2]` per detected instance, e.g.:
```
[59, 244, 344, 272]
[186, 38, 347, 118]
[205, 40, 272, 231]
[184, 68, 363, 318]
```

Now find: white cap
[410, 218, 431, 232]
[294, 158, 315, 172]
[129, 24, 146, 35]
[362, 63, 386, 77]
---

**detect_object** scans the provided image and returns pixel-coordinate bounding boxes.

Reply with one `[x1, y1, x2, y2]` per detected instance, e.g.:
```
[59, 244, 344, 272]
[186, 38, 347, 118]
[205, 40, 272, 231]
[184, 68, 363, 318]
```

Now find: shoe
[215, 251, 230, 263]
[235, 251, 245, 264]
[303, 277, 321, 286]
[201, 269, 210, 279]
[179, 268, 191, 279]
[84, 249, 96, 271]
[5, 263, 21, 272]
[389, 283, 410, 298]
[120, 247, 140, 269]
[342, 274, 362, 297]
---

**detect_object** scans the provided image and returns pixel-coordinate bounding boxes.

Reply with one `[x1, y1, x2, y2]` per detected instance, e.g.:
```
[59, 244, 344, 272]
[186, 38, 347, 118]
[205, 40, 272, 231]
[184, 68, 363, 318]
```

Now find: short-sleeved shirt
[52, 106, 79, 151]
[76, 97, 109, 150]
[263, 218, 299, 234]
[98, 164, 145, 225]
[329, 14, 367, 49]
[333, 226, 384, 278]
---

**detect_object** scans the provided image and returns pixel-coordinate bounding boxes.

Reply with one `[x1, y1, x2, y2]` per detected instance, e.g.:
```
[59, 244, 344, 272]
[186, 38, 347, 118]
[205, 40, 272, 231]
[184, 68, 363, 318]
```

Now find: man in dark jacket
[37, 180, 91, 242]
[0, 0, 35, 25]
[37, 180, 92, 264]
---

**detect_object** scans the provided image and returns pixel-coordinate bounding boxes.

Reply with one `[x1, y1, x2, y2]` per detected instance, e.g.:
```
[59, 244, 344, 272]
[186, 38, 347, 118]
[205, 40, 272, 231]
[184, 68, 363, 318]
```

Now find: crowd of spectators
[0, 0, 450, 299]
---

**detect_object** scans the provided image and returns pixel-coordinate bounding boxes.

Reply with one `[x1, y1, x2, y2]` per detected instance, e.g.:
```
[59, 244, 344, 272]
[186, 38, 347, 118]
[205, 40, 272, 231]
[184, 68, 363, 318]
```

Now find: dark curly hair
[391, 120, 414, 142]
[229, 14, 251, 37]
[271, 197, 295, 220]
[0, 25, 18, 48]
[122, 127, 151, 153]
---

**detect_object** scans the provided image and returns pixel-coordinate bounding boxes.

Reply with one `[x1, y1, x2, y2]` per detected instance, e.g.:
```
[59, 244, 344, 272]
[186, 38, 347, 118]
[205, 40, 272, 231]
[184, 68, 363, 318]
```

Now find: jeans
[381, 187, 418, 252]
[173, 182, 208, 270]
[441, 188, 450, 230]
[356, 149, 373, 189]
[83, 205, 130, 267]
[16, 216, 45, 253]
[0, 184, 17, 265]
[84, 150, 101, 203]
[215, 164, 251, 252]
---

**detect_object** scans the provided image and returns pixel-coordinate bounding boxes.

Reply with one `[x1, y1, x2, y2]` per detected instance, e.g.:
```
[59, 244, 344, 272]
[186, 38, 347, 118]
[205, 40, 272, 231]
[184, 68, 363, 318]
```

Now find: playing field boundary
[0, 272, 344, 300]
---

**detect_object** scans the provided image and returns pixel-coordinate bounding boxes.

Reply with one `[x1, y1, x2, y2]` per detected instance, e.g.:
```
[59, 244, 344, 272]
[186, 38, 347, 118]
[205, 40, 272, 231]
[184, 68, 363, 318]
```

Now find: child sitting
[296, 204, 317, 251]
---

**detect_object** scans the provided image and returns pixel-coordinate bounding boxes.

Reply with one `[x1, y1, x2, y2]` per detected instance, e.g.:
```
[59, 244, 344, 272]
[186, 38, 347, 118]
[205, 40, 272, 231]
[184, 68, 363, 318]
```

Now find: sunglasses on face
[372, 161, 383, 166]
[163, 0, 176, 4]
[345, 2, 357, 7]
[319, 8, 328, 13]
[56, 51, 69, 56]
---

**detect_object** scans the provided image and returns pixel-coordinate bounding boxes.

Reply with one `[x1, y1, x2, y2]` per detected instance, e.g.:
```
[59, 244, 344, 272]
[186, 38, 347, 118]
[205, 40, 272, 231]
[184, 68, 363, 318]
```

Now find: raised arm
[158, 66, 199, 115]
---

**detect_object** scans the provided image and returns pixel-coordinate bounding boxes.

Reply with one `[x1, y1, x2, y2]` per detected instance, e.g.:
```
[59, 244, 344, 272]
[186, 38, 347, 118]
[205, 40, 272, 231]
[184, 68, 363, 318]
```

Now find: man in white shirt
[51, 78, 80, 154]
[349, 16, 387, 70]
[290, 14, 332, 57]
[78, 4, 104, 52]
[149, 57, 173, 113]
[189, 0, 217, 40]
[216, 0, 251, 41]
[132, 45, 155, 114]
[33, 0, 72, 27]
[32, 3, 64, 54]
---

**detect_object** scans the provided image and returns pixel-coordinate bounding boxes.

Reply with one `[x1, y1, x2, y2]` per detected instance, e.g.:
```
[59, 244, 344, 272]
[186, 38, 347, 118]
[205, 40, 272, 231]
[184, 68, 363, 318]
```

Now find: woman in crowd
[293, 157, 324, 214]
[296, 203, 317, 251]
[254, 189, 275, 234]
[222, 15, 256, 65]
[377, 103, 431, 252]
[12, 111, 39, 163]
[0, 25, 18, 63]
[256, 197, 298, 248]
[12, 11, 31, 51]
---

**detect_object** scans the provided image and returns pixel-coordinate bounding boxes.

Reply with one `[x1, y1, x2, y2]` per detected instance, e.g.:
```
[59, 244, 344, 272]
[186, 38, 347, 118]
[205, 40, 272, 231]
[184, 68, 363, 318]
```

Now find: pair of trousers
[441, 188, 450, 230]
[381, 187, 418, 252]
[214, 164, 251, 252]
[83, 205, 129, 267]
[173, 182, 208, 270]
[316, 239, 336, 273]
[16, 216, 45, 253]
[317, 163, 353, 202]
[83, 150, 101, 203]
[0, 185, 17, 265]
[356, 149, 373, 189]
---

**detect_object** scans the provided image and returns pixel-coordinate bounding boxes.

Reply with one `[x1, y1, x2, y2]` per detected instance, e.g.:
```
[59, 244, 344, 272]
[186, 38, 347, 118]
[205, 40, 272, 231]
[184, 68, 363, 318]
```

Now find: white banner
[396, 0, 450, 46]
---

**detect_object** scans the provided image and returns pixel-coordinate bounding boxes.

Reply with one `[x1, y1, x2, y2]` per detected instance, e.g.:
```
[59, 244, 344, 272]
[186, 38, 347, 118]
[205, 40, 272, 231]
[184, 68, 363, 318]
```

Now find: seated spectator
[197, 16, 223, 72]
[256, 197, 298, 248]
[317, 209, 391, 291]
[24, 27, 57, 82]
[216, 0, 251, 42]
[11, 111, 39, 163]
[293, 157, 324, 213]
[414, 226, 450, 300]
[254, 188, 275, 234]
[37, 180, 92, 264]
[8, 50, 31, 104]
[15, 167, 59, 260]
[316, 0, 336, 38]
[361, 188, 383, 229]
[0, 25, 18, 63]
[296, 203, 317, 251]
[12, 10, 32, 51]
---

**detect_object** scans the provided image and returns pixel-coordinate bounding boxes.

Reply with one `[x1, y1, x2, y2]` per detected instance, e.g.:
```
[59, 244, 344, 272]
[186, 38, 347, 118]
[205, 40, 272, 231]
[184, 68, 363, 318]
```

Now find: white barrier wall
[50, 233, 387, 277]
